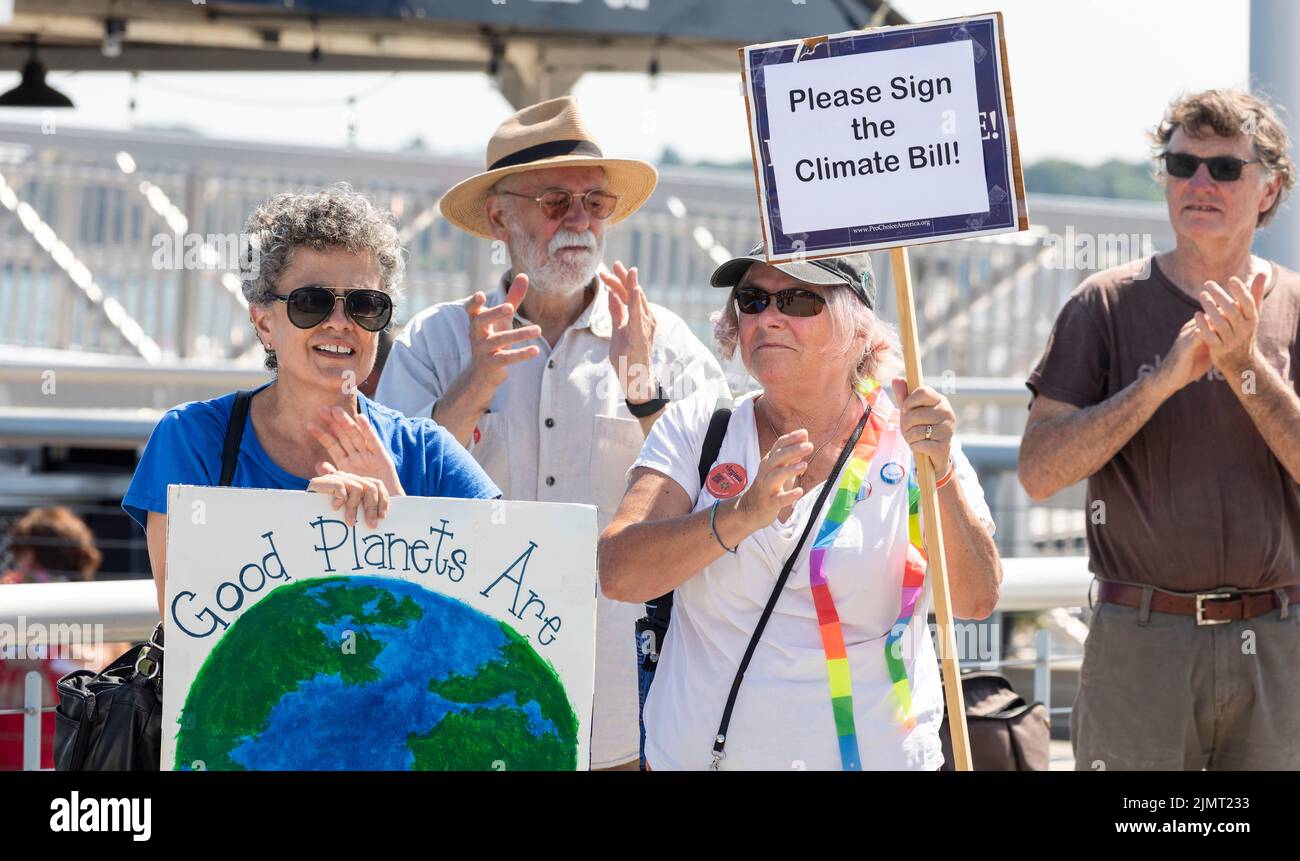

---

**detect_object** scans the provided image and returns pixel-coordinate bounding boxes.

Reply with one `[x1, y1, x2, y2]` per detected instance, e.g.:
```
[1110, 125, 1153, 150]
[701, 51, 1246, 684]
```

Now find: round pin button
[706, 463, 748, 499]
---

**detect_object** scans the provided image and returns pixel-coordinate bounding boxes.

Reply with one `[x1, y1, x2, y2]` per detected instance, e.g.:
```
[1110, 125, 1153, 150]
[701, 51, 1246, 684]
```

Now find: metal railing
[0, 671, 43, 771]
[0, 558, 1093, 769]
[0, 123, 1174, 415]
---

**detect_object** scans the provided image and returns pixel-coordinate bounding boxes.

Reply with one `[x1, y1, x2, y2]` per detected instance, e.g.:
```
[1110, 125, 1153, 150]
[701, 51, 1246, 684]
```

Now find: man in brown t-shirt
[1020, 90, 1300, 770]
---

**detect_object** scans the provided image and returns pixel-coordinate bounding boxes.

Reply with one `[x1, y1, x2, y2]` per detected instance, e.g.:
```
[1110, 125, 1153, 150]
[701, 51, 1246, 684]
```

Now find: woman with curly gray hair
[600, 244, 1002, 770]
[123, 184, 499, 615]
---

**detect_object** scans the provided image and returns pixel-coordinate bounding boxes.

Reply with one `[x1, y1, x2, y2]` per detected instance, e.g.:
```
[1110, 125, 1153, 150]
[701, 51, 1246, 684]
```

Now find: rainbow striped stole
[807, 380, 929, 771]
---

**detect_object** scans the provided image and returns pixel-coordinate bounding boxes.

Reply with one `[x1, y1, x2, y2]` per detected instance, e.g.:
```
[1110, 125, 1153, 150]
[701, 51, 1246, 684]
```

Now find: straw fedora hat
[438, 96, 659, 239]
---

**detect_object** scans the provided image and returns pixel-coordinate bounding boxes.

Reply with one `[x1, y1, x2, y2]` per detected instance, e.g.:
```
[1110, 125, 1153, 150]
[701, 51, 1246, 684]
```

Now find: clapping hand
[600, 262, 658, 402]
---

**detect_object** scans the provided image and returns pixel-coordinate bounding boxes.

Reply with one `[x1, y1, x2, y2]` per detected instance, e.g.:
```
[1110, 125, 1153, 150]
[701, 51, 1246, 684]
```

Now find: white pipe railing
[0, 558, 1092, 644]
[1, 559, 1091, 769]
[0, 578, 159, 643]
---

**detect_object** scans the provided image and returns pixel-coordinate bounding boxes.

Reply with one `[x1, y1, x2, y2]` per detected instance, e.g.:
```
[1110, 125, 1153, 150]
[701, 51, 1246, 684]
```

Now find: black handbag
[53, 626, 165, 771]
[938, 671, 1051, 771]
[53, 389, 253, 771]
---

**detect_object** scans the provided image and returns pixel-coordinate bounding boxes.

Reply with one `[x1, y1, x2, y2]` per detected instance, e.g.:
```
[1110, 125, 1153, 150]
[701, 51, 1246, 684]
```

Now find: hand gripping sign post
[740, 13, 1028, 771]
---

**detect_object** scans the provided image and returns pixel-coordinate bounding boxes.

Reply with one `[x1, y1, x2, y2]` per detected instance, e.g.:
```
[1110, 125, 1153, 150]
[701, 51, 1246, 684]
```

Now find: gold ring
[925, 424, 933, 440]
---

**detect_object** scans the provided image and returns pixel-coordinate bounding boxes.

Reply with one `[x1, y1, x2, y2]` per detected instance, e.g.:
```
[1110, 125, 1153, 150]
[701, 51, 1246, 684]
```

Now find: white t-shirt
[632, 388, 995, 771]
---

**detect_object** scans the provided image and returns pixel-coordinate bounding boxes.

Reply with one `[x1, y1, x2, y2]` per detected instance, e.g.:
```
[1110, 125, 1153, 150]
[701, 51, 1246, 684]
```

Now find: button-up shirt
[375, 276, 732, 767]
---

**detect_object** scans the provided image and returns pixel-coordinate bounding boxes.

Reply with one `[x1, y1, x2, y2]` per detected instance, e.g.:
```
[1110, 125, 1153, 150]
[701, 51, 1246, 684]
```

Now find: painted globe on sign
[174, 576, 578, 770]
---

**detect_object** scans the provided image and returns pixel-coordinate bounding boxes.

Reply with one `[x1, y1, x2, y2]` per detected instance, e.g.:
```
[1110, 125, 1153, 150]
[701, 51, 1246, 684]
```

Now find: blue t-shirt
[122, 382, 500, 531]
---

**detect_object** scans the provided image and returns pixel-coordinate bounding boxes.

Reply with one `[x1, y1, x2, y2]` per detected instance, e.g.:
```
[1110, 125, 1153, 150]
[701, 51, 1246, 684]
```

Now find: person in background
[0, 506, 102, 769]
[2, 506, 101, 584]
[376, 96, 731, 770]
[1019, 89, 1300, 770]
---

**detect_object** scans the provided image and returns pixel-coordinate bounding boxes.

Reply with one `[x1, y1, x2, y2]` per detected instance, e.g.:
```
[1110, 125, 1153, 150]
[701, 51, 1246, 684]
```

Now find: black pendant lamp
[0, 40, 74, 108]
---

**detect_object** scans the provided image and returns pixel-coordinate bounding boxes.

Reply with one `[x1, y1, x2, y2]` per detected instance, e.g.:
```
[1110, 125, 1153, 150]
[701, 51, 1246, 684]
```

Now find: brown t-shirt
[1026, 255, 1300, 591]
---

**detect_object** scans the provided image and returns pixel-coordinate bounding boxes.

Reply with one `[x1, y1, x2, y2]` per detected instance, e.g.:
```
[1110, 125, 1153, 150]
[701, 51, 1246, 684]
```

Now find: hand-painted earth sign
[163, 487, 597, 771]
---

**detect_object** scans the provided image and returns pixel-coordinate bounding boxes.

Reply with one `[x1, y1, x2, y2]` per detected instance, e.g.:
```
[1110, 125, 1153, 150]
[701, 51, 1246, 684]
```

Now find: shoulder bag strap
[697, 397, 735, 488]
[709, 402, 872, 769]
[644, 397, 733, 632]
[219, 390, 254, 487]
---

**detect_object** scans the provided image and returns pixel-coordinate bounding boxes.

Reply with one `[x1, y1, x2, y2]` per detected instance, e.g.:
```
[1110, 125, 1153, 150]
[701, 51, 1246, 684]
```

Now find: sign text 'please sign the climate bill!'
[741, 12, 1028, 261]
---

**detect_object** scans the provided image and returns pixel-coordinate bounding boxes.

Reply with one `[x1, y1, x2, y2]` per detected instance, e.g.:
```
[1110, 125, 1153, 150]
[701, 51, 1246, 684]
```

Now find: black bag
[938, 671, 1051, 771]
[53, 627, 165, 771]
[53, 389, 253, 771]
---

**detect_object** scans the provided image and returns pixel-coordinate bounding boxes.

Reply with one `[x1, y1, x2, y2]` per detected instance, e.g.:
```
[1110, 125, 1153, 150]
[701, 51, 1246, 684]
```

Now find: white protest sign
[162, 486, 597, 771]
[741, 13, 1027, 260]
[765, 42, 989, 232]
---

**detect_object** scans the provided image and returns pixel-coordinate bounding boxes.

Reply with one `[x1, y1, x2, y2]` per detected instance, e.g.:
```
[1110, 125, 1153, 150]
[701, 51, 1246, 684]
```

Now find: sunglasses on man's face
[272, 286, 394, 332]
[500, 188, 620, 221]
[1163, 151, 1262, 182]
[734, 285, 826, 317]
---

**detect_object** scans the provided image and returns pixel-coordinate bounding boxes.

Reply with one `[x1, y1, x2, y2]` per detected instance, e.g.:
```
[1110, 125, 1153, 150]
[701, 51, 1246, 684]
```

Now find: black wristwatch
[626, 383, 669, 418]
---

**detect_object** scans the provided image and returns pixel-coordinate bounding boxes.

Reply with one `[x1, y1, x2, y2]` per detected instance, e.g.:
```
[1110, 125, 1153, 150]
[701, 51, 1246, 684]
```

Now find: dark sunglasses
[499, 188, 621, 221]
[272, 286, 393, 332]
[734, 285, 826, 317]
[1163, 151, 1262, 182]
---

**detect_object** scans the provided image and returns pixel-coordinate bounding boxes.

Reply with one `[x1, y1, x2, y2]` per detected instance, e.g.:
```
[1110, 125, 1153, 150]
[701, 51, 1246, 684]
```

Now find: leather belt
[1096, 581, 1300, 626]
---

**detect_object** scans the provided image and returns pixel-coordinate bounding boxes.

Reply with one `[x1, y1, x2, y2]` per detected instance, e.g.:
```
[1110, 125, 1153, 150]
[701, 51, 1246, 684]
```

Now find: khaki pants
[1072, 594, 1300, 770]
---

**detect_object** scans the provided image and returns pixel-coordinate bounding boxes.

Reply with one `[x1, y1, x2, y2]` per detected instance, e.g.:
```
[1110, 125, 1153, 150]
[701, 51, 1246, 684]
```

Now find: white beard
[505, 222, 603, 297]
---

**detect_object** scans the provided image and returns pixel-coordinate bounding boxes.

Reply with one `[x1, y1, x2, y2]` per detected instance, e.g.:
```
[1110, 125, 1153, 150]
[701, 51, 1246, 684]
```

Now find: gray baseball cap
[710, 242, 877, 309]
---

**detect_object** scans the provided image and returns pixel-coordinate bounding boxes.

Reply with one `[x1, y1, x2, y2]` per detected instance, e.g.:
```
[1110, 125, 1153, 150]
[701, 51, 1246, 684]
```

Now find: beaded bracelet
[710, 500, 739, 554]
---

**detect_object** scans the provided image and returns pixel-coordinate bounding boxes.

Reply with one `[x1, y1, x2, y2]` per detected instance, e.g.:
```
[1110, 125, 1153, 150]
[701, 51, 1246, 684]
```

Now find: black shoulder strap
[696, 397, 735, 488]
[710, 402, 872, 769]
[219, 390, 253, 487]
[642, 397, 733, 640]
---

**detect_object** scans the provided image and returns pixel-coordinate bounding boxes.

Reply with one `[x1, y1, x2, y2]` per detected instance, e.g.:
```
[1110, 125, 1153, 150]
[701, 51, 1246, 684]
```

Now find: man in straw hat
[376, 96, 731, 770]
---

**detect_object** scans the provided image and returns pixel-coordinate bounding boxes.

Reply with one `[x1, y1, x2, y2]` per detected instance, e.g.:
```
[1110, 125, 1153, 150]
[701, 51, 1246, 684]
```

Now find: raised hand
[600, 262, 658, 402]
[734, 428, 814, 528]
[307, 405, 405, 496]
[1194, 272, 1266, 373]
[466, 273, 542, 390]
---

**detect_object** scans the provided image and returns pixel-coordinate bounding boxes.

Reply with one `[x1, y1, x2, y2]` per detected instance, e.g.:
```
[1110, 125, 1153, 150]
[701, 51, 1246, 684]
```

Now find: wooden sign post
[740, 13, 1029, 771]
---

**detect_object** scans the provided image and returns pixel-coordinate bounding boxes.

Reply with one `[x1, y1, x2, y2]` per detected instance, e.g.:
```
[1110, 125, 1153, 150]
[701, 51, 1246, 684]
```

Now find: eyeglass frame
[1162, 151, 1263, 182]
[496, 187, 622, 221]
[270, 285, 394, 332]
[733, 285, 828, 317]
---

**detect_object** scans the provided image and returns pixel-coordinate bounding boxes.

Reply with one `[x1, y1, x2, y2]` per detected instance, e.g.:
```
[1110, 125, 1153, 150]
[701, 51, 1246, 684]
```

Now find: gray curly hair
[241, 182, 404, 371]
